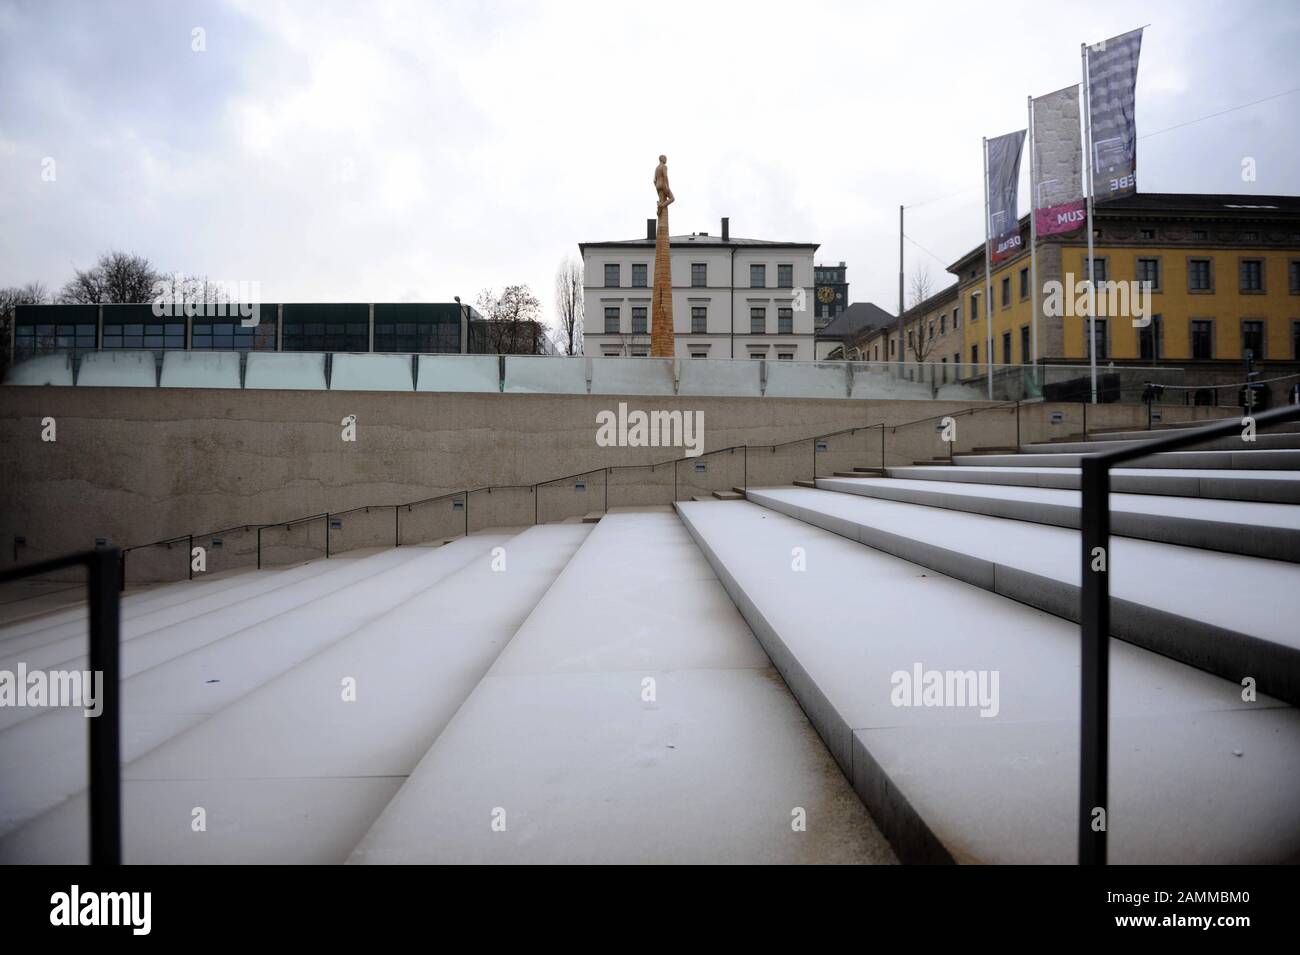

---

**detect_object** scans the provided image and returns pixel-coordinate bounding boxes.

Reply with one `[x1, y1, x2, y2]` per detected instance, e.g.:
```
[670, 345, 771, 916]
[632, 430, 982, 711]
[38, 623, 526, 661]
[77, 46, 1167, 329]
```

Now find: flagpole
[1028, 94, 1039, 380]
[1082, 43, 1098, 404]
[982, 136, 993, 400]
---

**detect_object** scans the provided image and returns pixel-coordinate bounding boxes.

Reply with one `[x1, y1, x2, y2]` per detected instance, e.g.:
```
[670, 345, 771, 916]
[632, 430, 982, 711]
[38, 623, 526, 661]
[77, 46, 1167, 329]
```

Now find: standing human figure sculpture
[655, 154, 674, 212]
[650, 154, 675, 358]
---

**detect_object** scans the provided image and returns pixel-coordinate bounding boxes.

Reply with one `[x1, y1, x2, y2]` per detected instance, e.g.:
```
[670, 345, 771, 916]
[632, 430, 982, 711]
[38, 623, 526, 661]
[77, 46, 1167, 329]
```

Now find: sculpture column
[650, 154, 675, 358]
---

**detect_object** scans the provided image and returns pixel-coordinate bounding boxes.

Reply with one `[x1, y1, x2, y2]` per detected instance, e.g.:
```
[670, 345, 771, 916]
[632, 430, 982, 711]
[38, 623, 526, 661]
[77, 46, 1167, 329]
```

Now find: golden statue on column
[650, 154, 676, 358]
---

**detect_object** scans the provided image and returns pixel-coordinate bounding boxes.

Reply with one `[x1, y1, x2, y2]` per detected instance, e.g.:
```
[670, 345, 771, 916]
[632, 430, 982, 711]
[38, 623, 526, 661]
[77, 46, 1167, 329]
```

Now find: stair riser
[886, 467, 1300, 504]
[747, 491, 1300, 707]
[954, 450, 1300, 469]
[815, 479, 1300, 562]
[1024, 433, 1300, 454]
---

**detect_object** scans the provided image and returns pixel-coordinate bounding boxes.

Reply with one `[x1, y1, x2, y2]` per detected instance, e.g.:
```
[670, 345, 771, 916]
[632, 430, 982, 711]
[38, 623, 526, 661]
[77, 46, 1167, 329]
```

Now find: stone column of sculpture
[650, 154, 675, 358]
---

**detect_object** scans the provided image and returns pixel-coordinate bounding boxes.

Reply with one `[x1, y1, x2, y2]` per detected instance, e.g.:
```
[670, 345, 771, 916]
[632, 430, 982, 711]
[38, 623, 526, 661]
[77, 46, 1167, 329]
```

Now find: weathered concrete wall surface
[0, 385, 1228, 572]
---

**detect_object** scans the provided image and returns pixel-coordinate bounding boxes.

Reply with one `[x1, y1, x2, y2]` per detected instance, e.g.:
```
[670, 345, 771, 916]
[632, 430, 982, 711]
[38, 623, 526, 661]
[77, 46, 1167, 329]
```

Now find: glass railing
[3, 347, 1187, 403]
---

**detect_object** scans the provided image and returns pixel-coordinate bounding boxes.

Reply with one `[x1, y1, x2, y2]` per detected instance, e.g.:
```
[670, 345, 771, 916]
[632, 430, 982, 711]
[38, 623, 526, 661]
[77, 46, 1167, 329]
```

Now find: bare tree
[554, 256, 585, 356]
[905, 267, 940, 365]
[60, 250, 160, 304]
[475, 284, 546, 355]
[0, 281, 52, 380]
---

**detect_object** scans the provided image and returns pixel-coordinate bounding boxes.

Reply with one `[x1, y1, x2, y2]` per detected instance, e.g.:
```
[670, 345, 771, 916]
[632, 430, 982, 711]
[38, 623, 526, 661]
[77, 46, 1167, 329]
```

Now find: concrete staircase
[1, 418, 1296, 863]
[678, 416, 1300, 862]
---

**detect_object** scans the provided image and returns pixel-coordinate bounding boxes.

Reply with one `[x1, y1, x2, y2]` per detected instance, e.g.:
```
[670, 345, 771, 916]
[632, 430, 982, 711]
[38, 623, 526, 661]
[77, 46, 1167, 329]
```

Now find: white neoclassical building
[579, 218, 819, 361]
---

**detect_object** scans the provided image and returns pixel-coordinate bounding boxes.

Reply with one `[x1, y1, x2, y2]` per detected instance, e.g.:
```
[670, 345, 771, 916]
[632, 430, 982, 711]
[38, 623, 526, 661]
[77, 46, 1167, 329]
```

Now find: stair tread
[816, 476, 1300, 536]
[350, 511, 894, 865]
[744, 486, 1300, 654]
[675, 498, 1300, 864]
[0, 535, 512, 854]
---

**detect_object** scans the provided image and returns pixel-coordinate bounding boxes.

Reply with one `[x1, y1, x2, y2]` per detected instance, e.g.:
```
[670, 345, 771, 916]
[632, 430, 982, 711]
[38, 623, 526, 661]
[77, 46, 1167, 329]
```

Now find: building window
[604, 307, 619, 334]
[750, 307, 766, 334]
[691, 263, 707, 288]
[14, 316, 97, 360]
[1242, 320, 1265, 359]
[1136, 257, 1161, 291]
[749, 352, 765, 360]
[1188, 258, 1213, 292]
[953, 304, 961, 324]
[940, 314, 947, 335]
[777, 264, 793, 288]
[1001, 276, 1011, 307]
[103, 320, 185, 350]
[1084, 257, 1107, 282]
[604, 264, 620, 288]
[691, 352, 707, 359]
[631, 306, 647, 334]
[631, 351, 647, 357]
[778, 352, 794, 360]
[970, 292, 980, 321]
[750, 264, 766, 288]
[1140, 228, 1156, 240]
[281, 304, 368, 352]
[1242, 231, 1259, 241]
[970, 344, 978, 364]
[192, 314, 278, 351]
[1290, 260, 1300, 294]
[1138, 314, 1162, 361]
[778, 307, 793, 334]
[1002, 331, 1012, 365]
[1190, 320, 1213, 359]
[889, 339, 895, 357]
[691, 306, 706, 333]
[631, 263, 647, 288]
[1192, 229, 1208, 241]
[1019, 267, 1029, 300]
[1020, 325, 1030, 363]
[1293, 321, 1300, 360]
[1240, 258, 1264, 293]
[1087, 318, 1108, 360]
[372, 305, 460, 353]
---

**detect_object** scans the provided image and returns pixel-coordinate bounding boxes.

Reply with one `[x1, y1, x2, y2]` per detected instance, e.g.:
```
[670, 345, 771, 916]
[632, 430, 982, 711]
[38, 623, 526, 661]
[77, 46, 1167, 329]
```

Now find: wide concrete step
[1089, 421, 1300, 441]
[0, 554, 367, 669]
[887, 465, 1300, 504]
[0, 535, 507, 847]
[0, 547, 431, 717]
[815, 476, 1300, 562]
[743, 486, 1300, 706]
[1021, 432, 1300, 454]
[350, 511, 896, 864]
[675, 498, 1300, 863]
[0, 525, 593, 863]
[953, 449, 1300, 469]
[0, 563, 282, 643]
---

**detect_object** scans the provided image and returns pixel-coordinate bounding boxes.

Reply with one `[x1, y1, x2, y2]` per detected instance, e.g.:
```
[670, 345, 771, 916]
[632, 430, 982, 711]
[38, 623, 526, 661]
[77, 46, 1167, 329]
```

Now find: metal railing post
[88, 547, 122, 865]
[325, 513, 331, 559]
[1078, 456, 1110, 866]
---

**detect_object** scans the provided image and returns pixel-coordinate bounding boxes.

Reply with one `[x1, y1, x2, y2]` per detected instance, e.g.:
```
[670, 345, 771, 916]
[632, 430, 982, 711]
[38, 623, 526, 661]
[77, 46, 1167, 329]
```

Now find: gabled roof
[815, 302, 895, 340]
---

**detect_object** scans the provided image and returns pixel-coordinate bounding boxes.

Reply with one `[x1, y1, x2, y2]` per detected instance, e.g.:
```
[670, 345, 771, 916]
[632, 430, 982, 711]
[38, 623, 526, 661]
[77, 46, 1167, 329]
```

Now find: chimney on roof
[721, 217, 730, 241]
[647, 218, 656, 241]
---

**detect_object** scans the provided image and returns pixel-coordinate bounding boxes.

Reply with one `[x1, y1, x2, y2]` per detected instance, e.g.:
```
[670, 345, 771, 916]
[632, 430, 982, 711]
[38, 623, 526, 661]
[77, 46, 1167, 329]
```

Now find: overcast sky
[2, 0, 1298, 328]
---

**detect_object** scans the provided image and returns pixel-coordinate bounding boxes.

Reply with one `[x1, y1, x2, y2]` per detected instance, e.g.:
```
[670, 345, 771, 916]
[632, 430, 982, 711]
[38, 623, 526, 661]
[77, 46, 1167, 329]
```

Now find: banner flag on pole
[987, 129, 1026, 264]
[1086, 27, 1143, 202]
[1032, 84, 1085, 235]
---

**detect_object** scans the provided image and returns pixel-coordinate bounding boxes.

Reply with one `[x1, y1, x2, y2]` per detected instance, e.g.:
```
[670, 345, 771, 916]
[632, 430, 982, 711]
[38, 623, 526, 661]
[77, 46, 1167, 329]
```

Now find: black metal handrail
[0, 548, 121, 865]
[1076, 402, 1300, 865]
[112, 398, 1227, 581]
